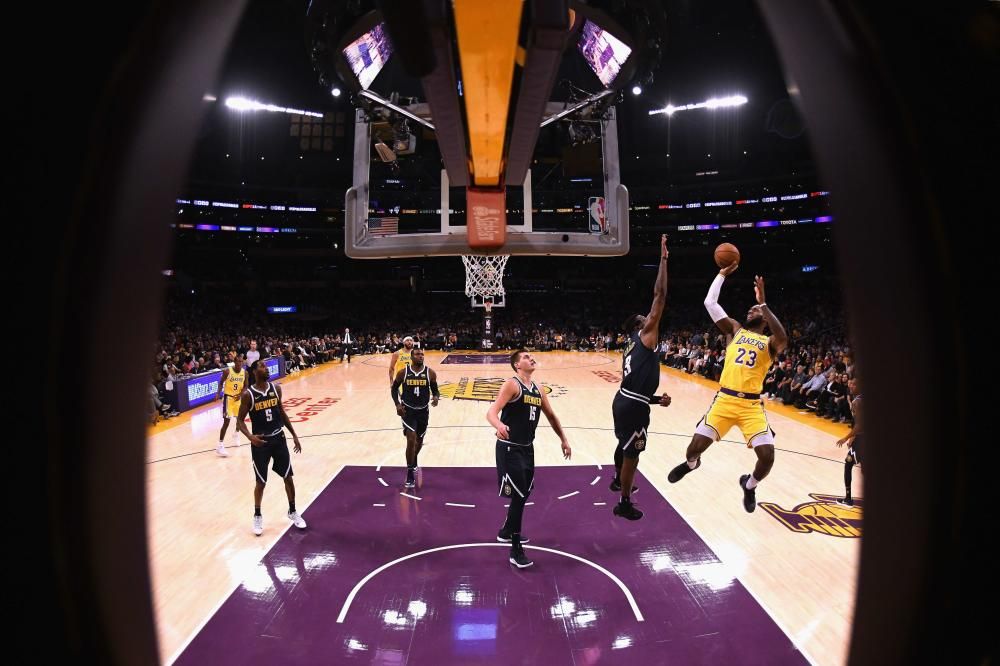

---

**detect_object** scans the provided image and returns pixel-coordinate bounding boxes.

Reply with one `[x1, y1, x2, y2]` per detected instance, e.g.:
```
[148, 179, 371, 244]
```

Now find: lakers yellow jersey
[224, 367, 246, 397]
[394, 349, 412, 375]
[720, 329, 772, 394]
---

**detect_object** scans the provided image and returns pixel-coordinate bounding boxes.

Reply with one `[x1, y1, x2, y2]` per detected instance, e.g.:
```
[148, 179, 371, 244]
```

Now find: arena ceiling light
[224, 96, 324, 118]
[648, 94, 748, 116]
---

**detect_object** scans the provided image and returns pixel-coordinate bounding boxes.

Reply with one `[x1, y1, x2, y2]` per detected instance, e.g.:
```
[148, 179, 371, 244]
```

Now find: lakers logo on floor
[437, 377, 567, 402]
[759, 493, 863, 538]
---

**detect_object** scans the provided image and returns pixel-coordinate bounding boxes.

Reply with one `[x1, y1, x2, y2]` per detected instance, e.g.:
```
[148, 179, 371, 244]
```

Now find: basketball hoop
[462, 254, 509, 301]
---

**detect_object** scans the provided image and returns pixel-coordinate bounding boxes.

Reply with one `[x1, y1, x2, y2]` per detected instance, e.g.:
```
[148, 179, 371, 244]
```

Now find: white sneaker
[288, 511, 307, 529]
[253, 515, 263, 536]
[216, 443, 230, 457]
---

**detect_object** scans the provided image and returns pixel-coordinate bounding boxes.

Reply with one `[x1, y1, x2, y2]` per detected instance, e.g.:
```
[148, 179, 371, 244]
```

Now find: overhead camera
[374, 139, 396, 163]
[567, 120, 598, 147]
[371, 92, 418, 162]
[373, 120, 414, 162]
[391, 117, 415, 154]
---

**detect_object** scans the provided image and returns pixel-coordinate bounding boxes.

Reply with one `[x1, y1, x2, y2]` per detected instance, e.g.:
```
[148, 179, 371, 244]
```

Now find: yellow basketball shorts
[223, 394, 242, 419]
[695, 392, 776, 447]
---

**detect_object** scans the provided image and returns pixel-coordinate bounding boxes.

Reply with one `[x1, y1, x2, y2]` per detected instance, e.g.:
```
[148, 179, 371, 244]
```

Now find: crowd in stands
[150, 286, 855, 426]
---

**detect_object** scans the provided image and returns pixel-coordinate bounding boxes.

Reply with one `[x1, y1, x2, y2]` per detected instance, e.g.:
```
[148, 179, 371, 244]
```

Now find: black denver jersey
[248, 382, 282, 436]
[499, 376, 542, 446]
[401, 365, 430, 409]
[619, 331, 659, 402]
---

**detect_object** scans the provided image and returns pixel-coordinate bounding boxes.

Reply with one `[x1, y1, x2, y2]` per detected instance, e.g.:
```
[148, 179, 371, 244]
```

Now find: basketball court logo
[437, 378, 567, 402]
[592, 370, 622, 383]
[282, 396, 341, 423]
[759, 493, 863, 538]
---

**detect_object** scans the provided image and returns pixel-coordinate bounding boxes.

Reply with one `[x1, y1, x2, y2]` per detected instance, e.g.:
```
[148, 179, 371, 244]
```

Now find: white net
[462, 255, 510, 298]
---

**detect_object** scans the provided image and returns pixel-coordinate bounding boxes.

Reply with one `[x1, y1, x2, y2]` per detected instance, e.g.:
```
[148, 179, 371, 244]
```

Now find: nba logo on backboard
[588, 196, 607, 235]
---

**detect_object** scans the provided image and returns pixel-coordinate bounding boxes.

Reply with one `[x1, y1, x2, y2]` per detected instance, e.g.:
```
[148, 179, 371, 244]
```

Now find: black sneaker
[609, 479, 638, 493]
[837, 496, 854, 507]
[739, 474, 757, 513]
[509, 537, 533, 568]
[404, 469, 415, 488]
[613, 500, 643, 521]
[497, 528, 530, 543]
[668, 458, 701, 483]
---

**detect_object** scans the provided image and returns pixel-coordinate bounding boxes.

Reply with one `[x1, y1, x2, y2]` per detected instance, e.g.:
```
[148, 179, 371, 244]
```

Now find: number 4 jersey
[720, 328, 772, 394]
[618, 331, 660, 404]
[248, 382, 283, 437]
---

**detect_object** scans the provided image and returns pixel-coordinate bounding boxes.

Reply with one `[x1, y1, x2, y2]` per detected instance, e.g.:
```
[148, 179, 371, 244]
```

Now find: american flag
[367, 217, 399, 237]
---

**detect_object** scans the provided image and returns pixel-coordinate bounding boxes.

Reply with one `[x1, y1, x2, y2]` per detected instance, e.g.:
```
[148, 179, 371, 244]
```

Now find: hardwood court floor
[147, 351, 861, 665]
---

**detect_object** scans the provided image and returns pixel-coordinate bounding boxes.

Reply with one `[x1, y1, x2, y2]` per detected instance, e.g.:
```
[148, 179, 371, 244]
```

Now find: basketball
[714, 243, 740, 268]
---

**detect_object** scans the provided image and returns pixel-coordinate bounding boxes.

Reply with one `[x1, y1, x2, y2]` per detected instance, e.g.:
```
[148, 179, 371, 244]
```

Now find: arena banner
[174, 356, 287, 412]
